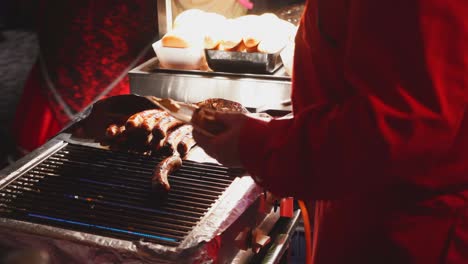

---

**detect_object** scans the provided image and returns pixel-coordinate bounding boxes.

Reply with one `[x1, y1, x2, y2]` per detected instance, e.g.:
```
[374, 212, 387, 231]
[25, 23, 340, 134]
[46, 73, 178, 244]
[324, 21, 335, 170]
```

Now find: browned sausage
[141, 111, 169, 132]
[124, 110, 166, 152]
[152, 116, 184, 142]
[105, 124, 120, 138]
[159, 125, 193, 155]
[176, 133, 196, 158]
[114, 126, 127, 144]
[122, 130, 153, 152]
[104, 124, 126, 146]
[125, 109, 165, 130]
[151, 155, 182, 192]
[105, 125, 127, 150]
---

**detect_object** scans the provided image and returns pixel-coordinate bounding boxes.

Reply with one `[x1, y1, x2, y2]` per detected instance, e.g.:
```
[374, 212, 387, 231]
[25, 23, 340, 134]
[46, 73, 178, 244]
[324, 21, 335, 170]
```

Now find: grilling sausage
[176, 133, 196, 158]
[159, 125, 193, 155]
[124, 110, 167, 151]
[125, 109, 165, 131]
[104, 125, 129, 151]
[152, 116, 184, 143]
[152, 155, 183, 192]
[105, 124, 120, 138]
[141, 111, 169, 132]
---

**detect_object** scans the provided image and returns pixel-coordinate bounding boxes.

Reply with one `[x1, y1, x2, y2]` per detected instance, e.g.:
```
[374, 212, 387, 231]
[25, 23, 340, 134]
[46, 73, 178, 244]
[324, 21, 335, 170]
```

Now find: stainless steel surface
[0, 139, 66, 189]
[129, 58, 292, 111]
[260, 210, 302, 264]
[230, 210, 302, 264]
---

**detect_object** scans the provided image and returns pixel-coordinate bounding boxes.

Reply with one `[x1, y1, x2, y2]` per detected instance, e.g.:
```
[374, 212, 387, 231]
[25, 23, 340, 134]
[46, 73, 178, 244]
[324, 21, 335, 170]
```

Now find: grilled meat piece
[105, 124, 121, 138]
[152, 115, 184, 143]
[196, 98, 249, 113]
[152, 155, 183, 192]
[177, 133, 196, 158]
[125, 109, 166, 131]
[159, 125, 193, 156]
[123, 110, 168, 152]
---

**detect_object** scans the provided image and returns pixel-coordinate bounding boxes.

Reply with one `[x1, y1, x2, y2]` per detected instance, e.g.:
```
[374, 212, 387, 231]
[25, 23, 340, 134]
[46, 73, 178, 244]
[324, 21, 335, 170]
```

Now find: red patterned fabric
[13, 0, 157, 151]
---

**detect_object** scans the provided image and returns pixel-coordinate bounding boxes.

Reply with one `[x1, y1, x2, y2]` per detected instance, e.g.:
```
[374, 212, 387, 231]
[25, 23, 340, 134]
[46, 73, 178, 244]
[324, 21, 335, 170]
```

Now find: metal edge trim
[0, 139, 67, 190]
[260, 210, 302, 264]
[179, 176, 262, 248]
[128, 57, 292, 83]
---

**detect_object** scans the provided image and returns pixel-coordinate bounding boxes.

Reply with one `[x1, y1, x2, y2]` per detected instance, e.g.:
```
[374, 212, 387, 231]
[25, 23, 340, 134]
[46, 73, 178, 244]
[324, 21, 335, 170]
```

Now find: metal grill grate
[0, 144, 237, 246]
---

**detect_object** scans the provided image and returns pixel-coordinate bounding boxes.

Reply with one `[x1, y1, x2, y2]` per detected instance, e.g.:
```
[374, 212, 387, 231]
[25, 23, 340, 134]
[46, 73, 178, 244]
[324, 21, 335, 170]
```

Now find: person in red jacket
[194, 0, 468, 263]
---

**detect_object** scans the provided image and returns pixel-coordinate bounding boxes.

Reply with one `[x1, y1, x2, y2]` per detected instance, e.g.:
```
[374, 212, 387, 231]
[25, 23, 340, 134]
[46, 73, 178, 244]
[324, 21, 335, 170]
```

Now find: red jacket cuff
[239, 116, 270, 183]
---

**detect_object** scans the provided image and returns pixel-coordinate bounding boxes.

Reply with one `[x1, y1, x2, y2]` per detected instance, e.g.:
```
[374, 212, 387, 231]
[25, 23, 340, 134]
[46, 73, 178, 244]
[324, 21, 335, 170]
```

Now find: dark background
[0, 0, 39, 168]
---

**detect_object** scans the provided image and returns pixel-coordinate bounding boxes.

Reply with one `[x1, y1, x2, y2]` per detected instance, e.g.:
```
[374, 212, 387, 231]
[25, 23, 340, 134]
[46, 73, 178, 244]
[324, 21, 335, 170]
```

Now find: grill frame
[0, 134, 263, 260]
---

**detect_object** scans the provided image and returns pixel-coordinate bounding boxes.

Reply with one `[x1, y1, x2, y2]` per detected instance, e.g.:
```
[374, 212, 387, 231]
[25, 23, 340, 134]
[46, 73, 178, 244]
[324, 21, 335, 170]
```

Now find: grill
[0, 143, 237, 248]
[0, 95, 301, 263]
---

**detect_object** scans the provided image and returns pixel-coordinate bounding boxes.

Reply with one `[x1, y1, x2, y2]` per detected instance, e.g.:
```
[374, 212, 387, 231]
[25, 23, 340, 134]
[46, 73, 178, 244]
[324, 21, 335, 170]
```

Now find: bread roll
[278, 19, 298, 42]
[257, 34, 288, 54]
[237, 15, 262, 49]
[256, 15, 295, 54]
[245, 44, 259, 52]
[258, 13, 280, 34]
[219, 18, 244, 51]
[203, 12, 227, 50]
[204, 35, 221, 50]
[223, 41, 246, 52]
[173, 9, 206, 29]
[161, 26, 204, 48]
[161, 32, 190, 48]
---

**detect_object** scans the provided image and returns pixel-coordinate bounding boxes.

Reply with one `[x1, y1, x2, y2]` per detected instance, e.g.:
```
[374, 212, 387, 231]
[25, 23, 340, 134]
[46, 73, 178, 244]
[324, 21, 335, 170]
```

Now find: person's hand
[192, 111, 249, 168]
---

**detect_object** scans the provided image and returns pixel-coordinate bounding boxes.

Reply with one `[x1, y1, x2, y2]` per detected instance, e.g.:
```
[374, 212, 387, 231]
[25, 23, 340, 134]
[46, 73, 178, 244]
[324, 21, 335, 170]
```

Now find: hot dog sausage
[125, 109, 165, 131]
[151, 155, 182, 192]
[159, 125, 193, 155]
[152, 116, 184, 143]
[176, 133, 196, 158]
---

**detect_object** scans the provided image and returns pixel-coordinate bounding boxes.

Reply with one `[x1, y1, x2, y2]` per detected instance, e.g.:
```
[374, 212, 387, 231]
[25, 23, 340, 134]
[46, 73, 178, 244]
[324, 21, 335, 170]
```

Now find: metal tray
[143, 57, 290, 81]
[205, 49, 283, 74]
[128, 57, 292, 112]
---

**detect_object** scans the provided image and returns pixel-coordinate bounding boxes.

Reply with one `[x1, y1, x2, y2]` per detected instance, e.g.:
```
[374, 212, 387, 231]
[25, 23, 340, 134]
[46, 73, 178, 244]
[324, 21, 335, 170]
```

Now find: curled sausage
[176, 133, 196, 158]
[151, 155, 182, 192]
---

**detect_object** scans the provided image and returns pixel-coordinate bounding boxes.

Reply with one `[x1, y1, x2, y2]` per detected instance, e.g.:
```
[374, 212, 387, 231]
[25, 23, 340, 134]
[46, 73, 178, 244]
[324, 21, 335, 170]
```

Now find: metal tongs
[145, 96, 224, 137]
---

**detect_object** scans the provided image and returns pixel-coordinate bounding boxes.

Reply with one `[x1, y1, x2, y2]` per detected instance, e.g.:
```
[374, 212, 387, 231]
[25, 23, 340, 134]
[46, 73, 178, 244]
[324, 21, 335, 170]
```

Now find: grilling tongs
[145, 96, 225, 137]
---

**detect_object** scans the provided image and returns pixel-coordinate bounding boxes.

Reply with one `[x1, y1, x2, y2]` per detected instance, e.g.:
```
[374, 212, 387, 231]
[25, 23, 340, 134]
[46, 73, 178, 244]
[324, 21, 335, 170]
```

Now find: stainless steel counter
[129, 57, 292, 112]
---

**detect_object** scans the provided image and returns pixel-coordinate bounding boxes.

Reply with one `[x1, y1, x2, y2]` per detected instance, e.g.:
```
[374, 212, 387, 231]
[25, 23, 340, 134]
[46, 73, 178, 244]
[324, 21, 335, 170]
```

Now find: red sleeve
[239, 0, 468, 199]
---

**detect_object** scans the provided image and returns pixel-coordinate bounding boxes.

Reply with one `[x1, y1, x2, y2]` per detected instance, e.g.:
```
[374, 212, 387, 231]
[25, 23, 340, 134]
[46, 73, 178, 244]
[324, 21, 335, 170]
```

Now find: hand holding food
[101, 97, 249, 194]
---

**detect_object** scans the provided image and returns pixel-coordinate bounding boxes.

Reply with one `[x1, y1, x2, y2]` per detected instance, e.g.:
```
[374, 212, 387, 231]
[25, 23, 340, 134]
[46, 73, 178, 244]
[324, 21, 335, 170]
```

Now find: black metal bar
[0, 192, 195, 236]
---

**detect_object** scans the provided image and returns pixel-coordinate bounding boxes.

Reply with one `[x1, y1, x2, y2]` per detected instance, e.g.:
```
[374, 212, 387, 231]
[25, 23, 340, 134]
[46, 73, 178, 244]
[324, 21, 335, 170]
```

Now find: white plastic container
[152, 40, 204, 70]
